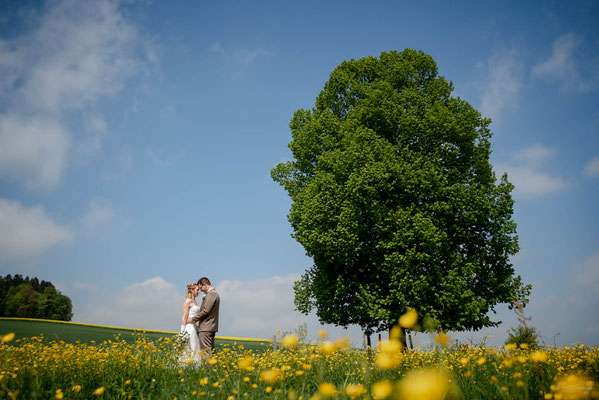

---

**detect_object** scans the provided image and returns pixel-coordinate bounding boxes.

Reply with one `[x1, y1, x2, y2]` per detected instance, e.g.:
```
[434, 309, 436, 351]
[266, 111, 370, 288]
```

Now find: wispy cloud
[496, 144, 568, 199]
[100, 148, 133, 182]
[0, 0, 152, 190]
[234, 48, 272, 65]
[478, 49, 523, 124]
[0, 198, 73, 264]
[208, 41, 225, 54]
[533, 33, 599, 93]
[207, 41, 272, 65]
[583, 157, 599, 177]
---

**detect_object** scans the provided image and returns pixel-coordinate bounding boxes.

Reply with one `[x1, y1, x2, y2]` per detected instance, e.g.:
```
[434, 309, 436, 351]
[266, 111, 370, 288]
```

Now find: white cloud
[533, 33, 599, 93]
[583, 157, 599, 177]
[72, 274, 365, 345]
[0, 0, 151, 189]
[208, 41, 225, 54]
[234, 49, 272, 65]
[497, 144, 567, 199]
[78, 198, 117, 238]
[478, 49, 523, 123]
[0, 114, 70, 189]
[512, 144, 556, 166]
[0, 198, 73, 263]
[574, 253, 599, 289]
[74, 277, 182, 330]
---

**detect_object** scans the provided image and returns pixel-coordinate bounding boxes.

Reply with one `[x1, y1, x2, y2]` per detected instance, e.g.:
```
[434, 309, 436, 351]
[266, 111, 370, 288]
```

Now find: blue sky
[0, 0, 598, 347]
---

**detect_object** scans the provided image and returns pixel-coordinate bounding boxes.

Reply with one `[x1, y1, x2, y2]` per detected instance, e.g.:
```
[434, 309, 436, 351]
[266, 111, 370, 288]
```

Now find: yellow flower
[375, 352, 401, 370]
[228, 396, 235, 400]
[531, 350, 548, 362]
[200, 377, 208, 386]
[56, 389, 64, 399]
[434, 332, 450, 346]
[238, 356, 255, 370]
[553, 373, 594, 400]
[318, 383, 336, 398]
[477, 357, 486, 365]
[399, 309, 418, 328]
[372, 380, 393, 400]
[517, 381, 524, 387]
[505, 343, 517, 351]
[71, 385, 82, 392]
[320, 341, 335, 355]
[277, 329, 281, 334]
[282, 334, 299, 348]
[335, 336, 351, 349]
[318, 330, 328, 339]
[208, 358, 217, 365]
[345, 383, 366, 399]
[125, 380, 131, 385]
[93, 386, 106, 396]
[2, 333, 15, 343]
[260, 369, 280, 385]
[266, 387, 272, 393]
[396, 368, 450, 400]
[519, 343, 529, 350]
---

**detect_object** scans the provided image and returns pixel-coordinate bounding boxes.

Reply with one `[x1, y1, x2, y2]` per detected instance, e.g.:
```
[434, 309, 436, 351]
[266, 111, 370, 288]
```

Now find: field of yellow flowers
[1, 324, 598, 399]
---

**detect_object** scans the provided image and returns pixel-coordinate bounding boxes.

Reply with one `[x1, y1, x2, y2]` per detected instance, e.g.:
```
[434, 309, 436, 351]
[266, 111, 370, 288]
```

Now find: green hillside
[0, 318, 271, 352]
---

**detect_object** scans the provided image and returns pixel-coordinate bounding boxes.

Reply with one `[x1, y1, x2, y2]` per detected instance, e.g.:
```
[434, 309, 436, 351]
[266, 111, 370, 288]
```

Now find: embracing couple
[179, 277, 220, 364]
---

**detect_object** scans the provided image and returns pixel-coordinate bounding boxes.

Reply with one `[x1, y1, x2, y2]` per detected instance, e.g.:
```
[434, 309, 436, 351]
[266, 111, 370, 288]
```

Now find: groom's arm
[192, 292, 216, 323]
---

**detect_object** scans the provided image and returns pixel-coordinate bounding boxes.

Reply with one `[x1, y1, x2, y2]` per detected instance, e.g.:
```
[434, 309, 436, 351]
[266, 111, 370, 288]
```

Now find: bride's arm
[180, 299, 191, 330]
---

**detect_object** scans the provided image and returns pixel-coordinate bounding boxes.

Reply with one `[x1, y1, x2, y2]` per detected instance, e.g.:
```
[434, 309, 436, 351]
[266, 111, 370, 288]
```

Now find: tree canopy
[0, 274, 73, 321]
[272, 49, 530, 335]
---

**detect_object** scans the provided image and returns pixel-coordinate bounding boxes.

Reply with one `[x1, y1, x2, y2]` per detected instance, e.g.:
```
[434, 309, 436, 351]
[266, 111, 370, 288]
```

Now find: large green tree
[272, 49, 530, 336]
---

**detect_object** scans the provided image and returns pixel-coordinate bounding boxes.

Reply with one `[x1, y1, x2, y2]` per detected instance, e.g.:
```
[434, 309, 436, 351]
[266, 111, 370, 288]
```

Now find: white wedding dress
[179, 304, 202, 365]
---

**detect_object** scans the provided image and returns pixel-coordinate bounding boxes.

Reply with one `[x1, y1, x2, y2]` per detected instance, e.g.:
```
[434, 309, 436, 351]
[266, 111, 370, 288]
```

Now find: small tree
[505, 300, 539, 349]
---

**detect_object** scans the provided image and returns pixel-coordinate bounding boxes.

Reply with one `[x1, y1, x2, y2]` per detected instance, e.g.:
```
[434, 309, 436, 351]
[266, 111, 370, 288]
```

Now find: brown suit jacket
[193, 289, 219, 332]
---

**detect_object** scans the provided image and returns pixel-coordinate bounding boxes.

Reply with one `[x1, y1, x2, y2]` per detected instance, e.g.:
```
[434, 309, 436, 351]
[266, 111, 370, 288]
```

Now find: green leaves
[272, 49, 528, 335]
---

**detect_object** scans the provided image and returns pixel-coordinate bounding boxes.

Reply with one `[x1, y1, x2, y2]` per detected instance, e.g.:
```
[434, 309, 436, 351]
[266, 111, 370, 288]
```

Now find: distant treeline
[0, 274, 73, 321]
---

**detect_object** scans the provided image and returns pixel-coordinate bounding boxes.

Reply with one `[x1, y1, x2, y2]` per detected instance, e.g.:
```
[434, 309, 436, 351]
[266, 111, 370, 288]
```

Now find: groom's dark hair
[198, 277, 211, 286]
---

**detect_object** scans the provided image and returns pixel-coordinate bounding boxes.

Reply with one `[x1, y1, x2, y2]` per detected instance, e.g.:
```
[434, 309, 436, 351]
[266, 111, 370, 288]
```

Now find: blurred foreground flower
[238, 356, 254, 370]
[318, 382, 337, 398]
[260, 369, 281, 385]
[434, 332, 450, 346]
[93, 387, 105, 396]
[2, 333, 15, 343]
[396, 368, 451, 400]
[345, 383, 366, 399]
[376, 339, 403, 369]
[531, 350, 548, 362]
[282, 334, 299, 348]
[320, 341, 336, 355]
[399, 309, 418, 328]
[372, 380, 393, 400]
[552, 373, 595, 400]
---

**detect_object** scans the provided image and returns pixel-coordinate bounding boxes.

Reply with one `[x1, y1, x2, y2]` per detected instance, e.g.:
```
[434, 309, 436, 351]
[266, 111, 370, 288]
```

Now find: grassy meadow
[1, 317, 598, 399]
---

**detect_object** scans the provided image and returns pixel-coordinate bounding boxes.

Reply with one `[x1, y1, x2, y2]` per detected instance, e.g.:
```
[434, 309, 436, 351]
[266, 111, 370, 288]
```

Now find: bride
[179, 283, 201, 365]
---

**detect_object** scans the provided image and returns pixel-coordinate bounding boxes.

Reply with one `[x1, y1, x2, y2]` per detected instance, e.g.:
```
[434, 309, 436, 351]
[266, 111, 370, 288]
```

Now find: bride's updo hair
[185, 283, 197, 299]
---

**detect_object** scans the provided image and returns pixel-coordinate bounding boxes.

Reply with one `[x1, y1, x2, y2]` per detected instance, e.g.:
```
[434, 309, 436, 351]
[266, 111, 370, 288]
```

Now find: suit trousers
[199, 331, 215, 359]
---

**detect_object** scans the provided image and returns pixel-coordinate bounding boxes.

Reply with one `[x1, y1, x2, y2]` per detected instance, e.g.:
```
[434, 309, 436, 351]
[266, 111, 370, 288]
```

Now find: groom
[188, 277, 220, 359]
